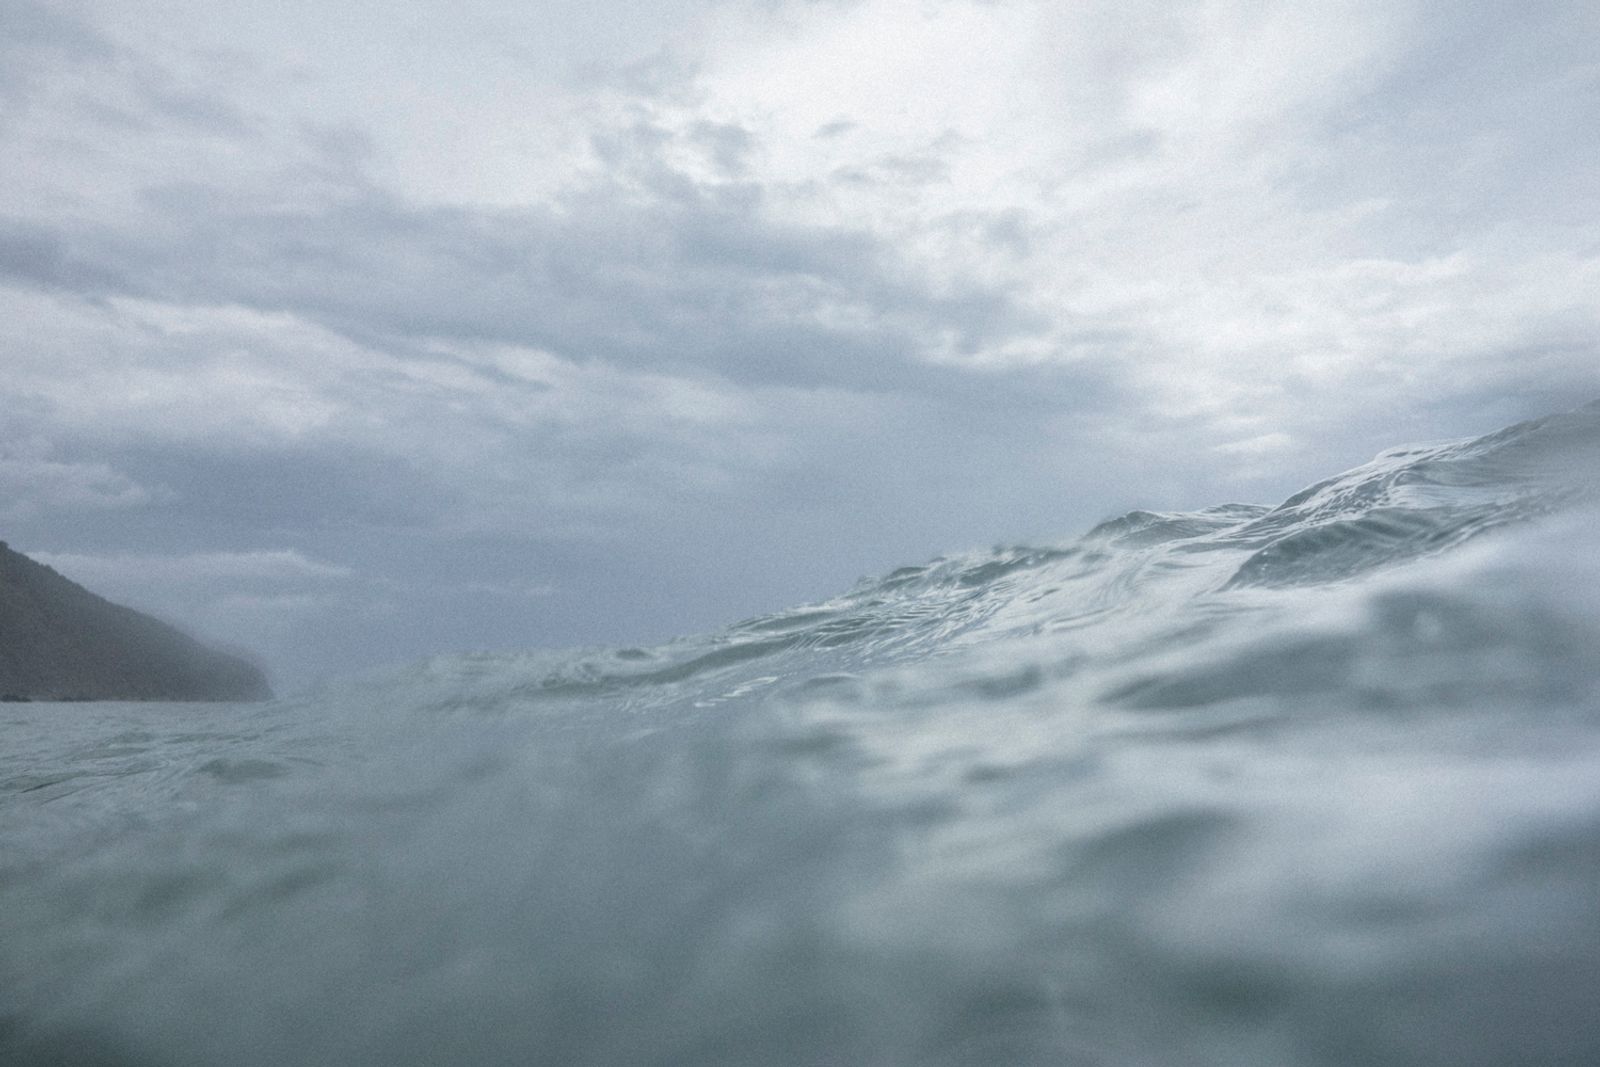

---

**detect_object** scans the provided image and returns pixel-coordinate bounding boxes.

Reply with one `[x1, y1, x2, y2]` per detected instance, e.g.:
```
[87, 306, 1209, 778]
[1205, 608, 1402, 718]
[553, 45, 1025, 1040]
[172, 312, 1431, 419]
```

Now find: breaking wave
[4, 403, 1600, 1066]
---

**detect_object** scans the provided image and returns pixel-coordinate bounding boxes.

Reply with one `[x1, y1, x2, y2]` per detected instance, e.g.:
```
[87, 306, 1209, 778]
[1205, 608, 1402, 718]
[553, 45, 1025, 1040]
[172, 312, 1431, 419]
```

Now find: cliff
[0, 541, 272, 702]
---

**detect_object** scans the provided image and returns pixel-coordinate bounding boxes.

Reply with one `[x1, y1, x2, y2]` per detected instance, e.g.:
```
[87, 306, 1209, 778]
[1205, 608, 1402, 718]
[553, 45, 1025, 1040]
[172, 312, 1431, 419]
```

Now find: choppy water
[4, 405, 1600, 1066]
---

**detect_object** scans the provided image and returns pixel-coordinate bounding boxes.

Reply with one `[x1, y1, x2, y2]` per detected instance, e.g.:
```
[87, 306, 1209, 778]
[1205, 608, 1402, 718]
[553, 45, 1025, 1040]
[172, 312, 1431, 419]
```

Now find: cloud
[686, 0, 1600, 409]
[12, 0, 1591, 431]
[0, 451, 153, 521]
[1, 0, 1597, 689]
[32, 548, 352, 590]
[0, 1, 116, 105]
[0, 220, 125, 292]
[6, 173, 1049, 395]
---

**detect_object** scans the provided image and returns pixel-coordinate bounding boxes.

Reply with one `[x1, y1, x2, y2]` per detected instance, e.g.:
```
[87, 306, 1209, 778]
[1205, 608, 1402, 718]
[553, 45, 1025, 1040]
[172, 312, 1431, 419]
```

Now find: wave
[3, 402, 1600, 1066]
[366, 401, 1599, 716]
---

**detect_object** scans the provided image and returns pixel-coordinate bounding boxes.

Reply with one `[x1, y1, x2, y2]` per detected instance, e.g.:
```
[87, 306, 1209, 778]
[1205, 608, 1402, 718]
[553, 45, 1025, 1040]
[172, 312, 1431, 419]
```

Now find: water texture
[3, 405, 1600, 1066]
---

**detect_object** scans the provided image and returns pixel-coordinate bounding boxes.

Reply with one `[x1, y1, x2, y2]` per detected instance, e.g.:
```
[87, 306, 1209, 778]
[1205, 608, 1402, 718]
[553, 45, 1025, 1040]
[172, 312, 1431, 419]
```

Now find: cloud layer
[3, 0, 1596, 687]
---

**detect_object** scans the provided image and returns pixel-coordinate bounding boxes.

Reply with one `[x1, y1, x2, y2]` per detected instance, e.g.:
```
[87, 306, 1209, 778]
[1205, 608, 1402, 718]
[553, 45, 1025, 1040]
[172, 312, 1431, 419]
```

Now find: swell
[368, 402, 1600, 709]
[5, 403, 1600, 1067]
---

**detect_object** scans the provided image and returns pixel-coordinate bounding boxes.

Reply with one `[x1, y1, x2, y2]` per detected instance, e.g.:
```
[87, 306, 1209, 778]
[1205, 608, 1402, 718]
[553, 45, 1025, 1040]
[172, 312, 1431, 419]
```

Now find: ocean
[4, 404, 1599, 1066]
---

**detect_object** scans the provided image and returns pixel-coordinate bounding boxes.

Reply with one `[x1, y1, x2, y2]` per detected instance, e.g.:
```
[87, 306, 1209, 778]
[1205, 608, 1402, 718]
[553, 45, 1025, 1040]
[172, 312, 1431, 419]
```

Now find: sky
[2, 0, 1597, 691]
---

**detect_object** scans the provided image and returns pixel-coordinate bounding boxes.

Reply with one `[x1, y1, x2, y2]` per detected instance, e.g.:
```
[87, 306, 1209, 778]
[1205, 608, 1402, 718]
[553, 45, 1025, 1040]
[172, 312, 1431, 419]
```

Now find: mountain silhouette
[0, 541, 271, 702]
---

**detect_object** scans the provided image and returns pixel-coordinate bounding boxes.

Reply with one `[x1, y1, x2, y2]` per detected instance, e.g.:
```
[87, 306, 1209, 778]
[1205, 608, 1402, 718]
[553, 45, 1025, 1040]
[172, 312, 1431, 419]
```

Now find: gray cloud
[1294, 6, 1600, 250]
[0, 219, 126, 292]
[2, 0, 1597, 690]
[0, 9, 1064, 398]
[0, 452, 152, 521]
[16, 175, 1050, 397]
[0, 1, 115, 103]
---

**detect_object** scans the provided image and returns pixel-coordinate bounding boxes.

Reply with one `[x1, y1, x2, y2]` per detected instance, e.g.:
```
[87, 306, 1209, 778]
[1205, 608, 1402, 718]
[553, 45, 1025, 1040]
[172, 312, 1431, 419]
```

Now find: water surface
[4, 405, 1600, 1065]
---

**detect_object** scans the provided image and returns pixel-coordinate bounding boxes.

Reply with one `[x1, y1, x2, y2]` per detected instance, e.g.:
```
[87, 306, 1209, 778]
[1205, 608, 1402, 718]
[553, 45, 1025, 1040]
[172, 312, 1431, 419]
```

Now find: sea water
[3, 405, 1599, 1066]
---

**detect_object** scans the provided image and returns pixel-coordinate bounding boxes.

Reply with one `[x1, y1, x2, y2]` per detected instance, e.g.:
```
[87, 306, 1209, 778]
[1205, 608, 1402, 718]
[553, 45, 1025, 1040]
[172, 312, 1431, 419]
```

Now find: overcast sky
[3, 0, 1597, 690]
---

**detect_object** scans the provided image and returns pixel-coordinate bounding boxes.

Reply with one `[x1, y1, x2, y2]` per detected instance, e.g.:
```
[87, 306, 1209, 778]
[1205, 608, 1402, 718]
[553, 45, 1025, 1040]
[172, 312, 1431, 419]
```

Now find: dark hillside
[0, 541, 271, 701]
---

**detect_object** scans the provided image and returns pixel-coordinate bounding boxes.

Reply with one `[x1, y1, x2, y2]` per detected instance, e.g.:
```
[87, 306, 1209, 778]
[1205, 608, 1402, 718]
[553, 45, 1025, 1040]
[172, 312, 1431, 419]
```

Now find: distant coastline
[0, 540, 272, 703]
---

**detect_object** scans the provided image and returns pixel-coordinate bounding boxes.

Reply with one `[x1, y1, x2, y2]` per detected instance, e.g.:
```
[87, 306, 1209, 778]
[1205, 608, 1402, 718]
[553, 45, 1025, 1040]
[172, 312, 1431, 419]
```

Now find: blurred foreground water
[4, 404, 1600, 1066]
